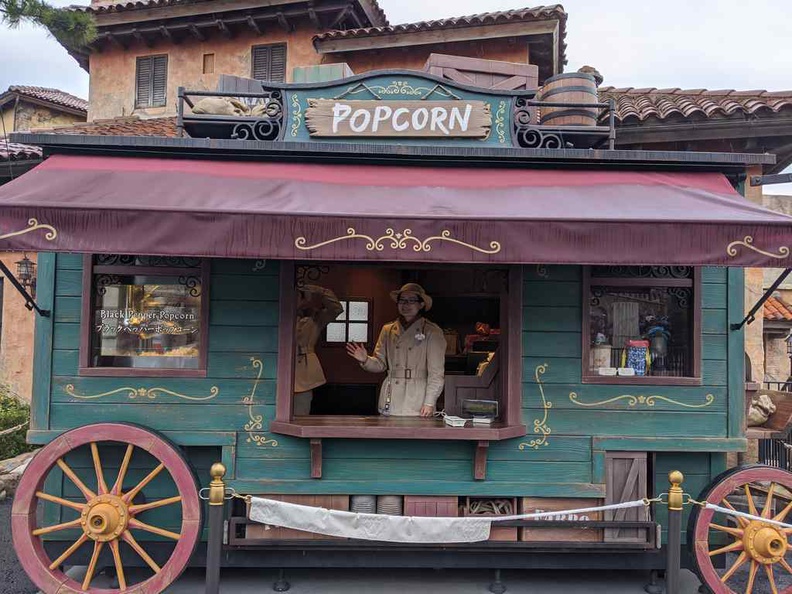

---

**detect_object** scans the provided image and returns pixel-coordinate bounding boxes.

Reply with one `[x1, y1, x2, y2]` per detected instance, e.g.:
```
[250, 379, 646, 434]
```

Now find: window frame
[78, 255, 210, 378]
[135, 54, 168, 109]
[322, 297, 373, 348]
[271, 262, 526, 441]
[250, 43, 287, 82]
[581, 266, 702, 386]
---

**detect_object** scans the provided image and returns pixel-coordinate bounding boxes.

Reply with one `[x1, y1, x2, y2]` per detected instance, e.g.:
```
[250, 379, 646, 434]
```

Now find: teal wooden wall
[32, 257, 745, 541]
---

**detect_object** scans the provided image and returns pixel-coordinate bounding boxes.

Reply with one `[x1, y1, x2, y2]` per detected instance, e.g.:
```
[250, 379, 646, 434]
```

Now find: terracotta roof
[765, 296, 792, 322]
[0, 141, 42, 162]
[599, 87, 792, 123]
[314, 5, 567, 61]
[75, 0, 388, 24]
[2, 86, 88, 113]
[38, 116, 178, 137]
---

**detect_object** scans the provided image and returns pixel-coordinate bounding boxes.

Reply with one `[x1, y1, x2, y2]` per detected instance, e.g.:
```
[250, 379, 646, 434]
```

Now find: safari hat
[390, 283, 432, 311]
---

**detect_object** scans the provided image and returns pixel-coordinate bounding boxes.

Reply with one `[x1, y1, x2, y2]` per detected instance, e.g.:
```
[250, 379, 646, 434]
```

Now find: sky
[0, 0, 790, 188]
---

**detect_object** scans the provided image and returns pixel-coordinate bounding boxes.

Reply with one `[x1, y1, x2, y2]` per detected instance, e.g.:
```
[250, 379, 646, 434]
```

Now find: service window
[583, 266, 701, 385]
[272, 262, 525, 439]
[79, 255, 209, 377]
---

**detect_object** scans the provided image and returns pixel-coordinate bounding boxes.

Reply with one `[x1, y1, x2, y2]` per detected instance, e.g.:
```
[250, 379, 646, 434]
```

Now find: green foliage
[0, 386, 34, 461]
[0, 0, 96, 48]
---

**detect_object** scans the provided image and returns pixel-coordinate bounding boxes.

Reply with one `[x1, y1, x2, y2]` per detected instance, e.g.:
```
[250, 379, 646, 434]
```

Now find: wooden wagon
[3, 71, 792, 593]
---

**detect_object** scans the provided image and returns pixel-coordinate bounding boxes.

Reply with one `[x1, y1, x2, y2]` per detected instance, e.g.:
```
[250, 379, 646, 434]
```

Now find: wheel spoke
[109, 539, 127, 591]
[36, 491, 85, 513]
[90, 442, 109, 495]
[81, 540, 103, 591]
[744, 484, 758, 517]
[56, 459, 96, 501]
[130, 495, 182, 515]
[129, 518, 181, 540]
[122, 463, 165, 503]
[780, 557, 792, 575]
[746, 560, 759, 594]
[721, 550, 748, 583]
[721, 498, 750, 528]
[709, 523, 743, 538]
[32, 518, 82, 537]
[122, 531, 161, 574]
[709, 540, 743, 557]
[765, 563, 778, 594]
[48, 534, 88, 571]
[112, 444, 134, 496]
[773, 499, 792, 522]
[762, 483, 777, 519]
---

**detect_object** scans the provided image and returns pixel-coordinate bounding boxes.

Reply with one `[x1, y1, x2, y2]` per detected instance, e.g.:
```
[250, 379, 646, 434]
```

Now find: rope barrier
[0, 421, 28, 437]
[694, 501, 792, 530]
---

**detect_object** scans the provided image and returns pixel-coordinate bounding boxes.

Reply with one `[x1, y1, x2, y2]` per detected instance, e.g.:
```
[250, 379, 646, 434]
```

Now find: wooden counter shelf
[270, 417, 527, 480]
[270, 416, 526, 440]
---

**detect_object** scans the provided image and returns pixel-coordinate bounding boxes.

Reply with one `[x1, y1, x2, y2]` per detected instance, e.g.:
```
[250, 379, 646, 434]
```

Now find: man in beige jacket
[346, 283, 445, 417]
[294, 285, 343, 415]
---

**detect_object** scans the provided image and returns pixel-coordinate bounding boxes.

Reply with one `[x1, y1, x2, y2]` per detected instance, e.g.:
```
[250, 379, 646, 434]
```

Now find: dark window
[251, 44, 286, 82]
[135, 55, 168, 108]
[79, 255, 209, 377]
[583, 266, 701, 385]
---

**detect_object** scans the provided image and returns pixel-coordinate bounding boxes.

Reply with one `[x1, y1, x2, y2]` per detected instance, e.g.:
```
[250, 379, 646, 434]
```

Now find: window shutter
[252, 44, 286, 82]
[136, 55, 168, 108]
[151, 55, 168, 107]
[270, 44, 286, 82]
[136, 57, 152, 108]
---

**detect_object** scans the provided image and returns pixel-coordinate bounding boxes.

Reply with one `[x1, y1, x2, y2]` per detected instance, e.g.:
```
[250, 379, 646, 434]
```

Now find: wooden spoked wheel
[11, 423, 201, 593]
[688, 465, 792, 594]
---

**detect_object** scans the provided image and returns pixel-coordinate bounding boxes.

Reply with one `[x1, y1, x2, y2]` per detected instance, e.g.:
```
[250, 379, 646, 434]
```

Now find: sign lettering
[305, 99, 491, 138]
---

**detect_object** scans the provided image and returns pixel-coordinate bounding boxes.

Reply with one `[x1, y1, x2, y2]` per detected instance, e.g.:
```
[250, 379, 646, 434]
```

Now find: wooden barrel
[538, 72, 599, 126]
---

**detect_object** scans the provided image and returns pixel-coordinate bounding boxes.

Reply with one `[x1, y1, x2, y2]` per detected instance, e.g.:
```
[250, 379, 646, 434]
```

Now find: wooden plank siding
[34, 259, 738, 522]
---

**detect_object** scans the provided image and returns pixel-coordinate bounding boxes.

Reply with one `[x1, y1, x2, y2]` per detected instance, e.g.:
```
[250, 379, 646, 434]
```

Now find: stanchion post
[665, 470, 684, 594]
[205, 462, 226, 594]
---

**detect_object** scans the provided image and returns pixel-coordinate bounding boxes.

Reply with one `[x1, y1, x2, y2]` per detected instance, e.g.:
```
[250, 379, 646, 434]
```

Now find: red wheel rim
[11, 423, 201, 593]
[691, 465, 792, 594]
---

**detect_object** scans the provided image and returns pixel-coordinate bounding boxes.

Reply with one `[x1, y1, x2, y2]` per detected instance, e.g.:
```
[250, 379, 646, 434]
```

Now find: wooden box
[404, 496, 459, 517]
[463, 497, 518, 541]
[519, 497, 603, 542]
[245, 494, 349, 540]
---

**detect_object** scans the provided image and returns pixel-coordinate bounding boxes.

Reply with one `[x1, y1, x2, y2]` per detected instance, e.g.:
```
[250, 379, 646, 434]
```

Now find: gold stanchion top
[210, 463, 227, 480]
[668, 470, 684, 487]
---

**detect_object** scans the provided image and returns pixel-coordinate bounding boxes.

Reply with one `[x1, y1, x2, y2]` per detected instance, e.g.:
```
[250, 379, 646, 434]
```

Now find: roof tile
[599, 87, 792, 122]
[35, 116, 178, 137]
[765, 296, 792, 322]
[0, 141, 42, 162]
[5, 86, 88, 113]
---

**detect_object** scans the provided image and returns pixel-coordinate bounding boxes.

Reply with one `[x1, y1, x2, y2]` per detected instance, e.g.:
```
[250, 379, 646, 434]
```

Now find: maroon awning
[0, 154, 789, 266]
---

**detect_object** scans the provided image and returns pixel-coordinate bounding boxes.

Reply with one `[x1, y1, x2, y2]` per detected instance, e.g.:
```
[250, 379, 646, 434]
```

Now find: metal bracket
[0, 259, 50, 317]
[731, 268, 791, 330]
[750, 172, 792, 186]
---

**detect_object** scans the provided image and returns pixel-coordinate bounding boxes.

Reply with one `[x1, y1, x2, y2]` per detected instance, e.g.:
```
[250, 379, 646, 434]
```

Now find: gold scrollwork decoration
[536, 264, 549, 279]
[252, 259, 267, 272]
[519, 363, 553, 450]
[495, 100, 507, 144]
[295, 227, 501, 255]
[242, 357, 278, 447]
[568, 392, 715, 409]
[727, 236, 789, 260]
[290, 94, 303, 138]
[0, 218, 57, 242]
[65, 384, 219, 401]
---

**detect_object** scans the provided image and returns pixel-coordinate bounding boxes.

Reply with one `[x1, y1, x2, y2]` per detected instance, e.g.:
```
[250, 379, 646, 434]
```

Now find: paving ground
[0, 499, 38, 594]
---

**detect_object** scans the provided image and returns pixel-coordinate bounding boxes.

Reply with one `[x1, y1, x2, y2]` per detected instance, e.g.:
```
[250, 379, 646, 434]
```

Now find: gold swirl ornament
[568, 392, 715, 409]
[295, 227, 500, 255]
[727, 236, 789, 260]
[0, 218, 57, 242]
[519, 363, 553, 450]
[66, 385, 219, 401]
[242, 357, 278, 447]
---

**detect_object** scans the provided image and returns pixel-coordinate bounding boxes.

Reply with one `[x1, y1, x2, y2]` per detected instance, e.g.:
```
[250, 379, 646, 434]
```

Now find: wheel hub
[743, 520, 787, 564]
[81, 494, 129, 542]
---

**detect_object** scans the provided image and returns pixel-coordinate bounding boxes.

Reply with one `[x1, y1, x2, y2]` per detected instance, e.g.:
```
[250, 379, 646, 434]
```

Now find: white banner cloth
[249, 497, 492, 543]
